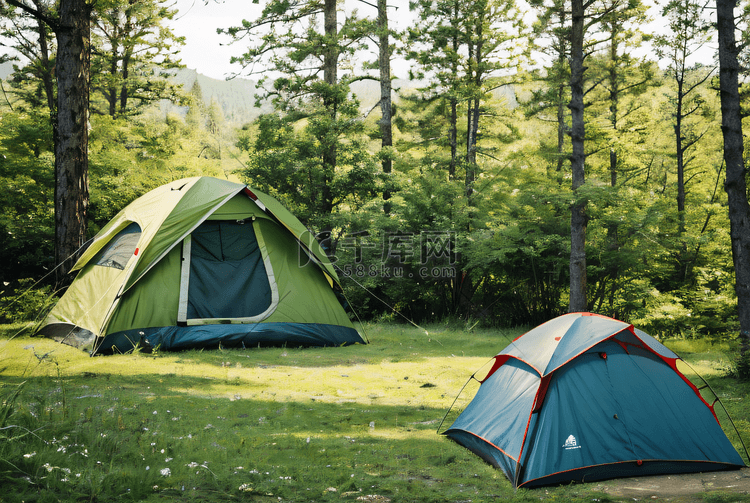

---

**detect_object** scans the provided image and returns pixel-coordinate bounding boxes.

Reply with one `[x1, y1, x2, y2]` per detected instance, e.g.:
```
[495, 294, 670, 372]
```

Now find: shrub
[0, 279, 57, 324]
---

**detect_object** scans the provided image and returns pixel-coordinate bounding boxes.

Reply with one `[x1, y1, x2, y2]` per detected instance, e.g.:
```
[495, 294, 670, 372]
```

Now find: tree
[586, 0, 655, 316]
[716, 0, 750, 354]
[0, 0, 56, 113]
[352, 0, 398, 213]
[653, 0, 713, 237]
[526, 0, 571, 178]
[90, 0, 185, 118]
[404, 0, 526, 316]
[4, 0, 93, 278]
[568, 0, 587, 312]
[222, 0, 375, 242]
[376, 0, 394, 214]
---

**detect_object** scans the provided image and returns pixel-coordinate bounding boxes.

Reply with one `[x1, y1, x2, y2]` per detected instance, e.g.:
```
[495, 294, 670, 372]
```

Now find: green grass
[1, 322, 749, 502]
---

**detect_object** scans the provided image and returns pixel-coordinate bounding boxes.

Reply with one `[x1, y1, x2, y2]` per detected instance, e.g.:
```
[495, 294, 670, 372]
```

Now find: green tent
[37, 177, 364, 354]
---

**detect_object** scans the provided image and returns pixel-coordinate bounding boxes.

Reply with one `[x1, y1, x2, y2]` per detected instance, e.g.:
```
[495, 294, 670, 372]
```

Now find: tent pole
[681, 359, 750, 465]
[436, 372, 483, 434]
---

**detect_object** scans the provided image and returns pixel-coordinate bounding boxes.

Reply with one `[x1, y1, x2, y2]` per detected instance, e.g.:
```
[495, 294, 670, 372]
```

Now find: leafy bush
[0, 279, 58, 324]
[722, 351, 750, 381]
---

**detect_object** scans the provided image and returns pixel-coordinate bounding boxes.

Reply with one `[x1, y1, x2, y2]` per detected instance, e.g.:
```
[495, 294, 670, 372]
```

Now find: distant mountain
[2, 63, 517, 124]
[165, 69, 517, 126]
[164, 68, 423, 125]
[162, 68, 271, 125]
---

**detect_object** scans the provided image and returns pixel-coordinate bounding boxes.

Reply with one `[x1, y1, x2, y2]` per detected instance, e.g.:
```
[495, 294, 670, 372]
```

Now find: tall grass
[0, 322, 748, 502]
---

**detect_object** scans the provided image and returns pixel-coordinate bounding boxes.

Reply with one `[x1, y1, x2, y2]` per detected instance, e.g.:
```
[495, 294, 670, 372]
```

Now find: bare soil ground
[593, 467, 750, 501]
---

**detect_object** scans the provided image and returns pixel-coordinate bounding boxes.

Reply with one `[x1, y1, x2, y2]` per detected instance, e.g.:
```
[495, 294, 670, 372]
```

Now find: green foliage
[722, 351, 750, 381]
[0, 279, 57, 324]
[88, 111, 226, 234]
[0, 0, 747, 347]
[90, 0, 186, 118]
[242, 107, 380, 232]
[0, 108, 55, 284]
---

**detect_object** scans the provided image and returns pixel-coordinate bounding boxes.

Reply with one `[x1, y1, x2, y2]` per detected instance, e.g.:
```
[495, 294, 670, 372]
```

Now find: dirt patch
[592, 467, 750, 501]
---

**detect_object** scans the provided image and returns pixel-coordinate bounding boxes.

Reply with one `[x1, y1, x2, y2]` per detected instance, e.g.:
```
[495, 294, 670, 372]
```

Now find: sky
[169, 0, 420, 81]
[170, 0, 415, 81]
[168, 0, 718, 83]
[0, 0, 717, 82]
[169, 0, 266, 80]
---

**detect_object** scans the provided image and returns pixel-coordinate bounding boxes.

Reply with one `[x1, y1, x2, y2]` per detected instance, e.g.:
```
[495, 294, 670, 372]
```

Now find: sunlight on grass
[2, 323, 749, 502]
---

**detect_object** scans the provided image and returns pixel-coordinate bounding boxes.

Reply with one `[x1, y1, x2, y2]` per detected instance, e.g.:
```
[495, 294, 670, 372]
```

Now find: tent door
[177, 219, 279, 325]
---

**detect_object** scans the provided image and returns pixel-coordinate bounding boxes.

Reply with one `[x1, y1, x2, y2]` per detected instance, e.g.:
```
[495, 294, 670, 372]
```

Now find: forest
[0, 0, 748, 346]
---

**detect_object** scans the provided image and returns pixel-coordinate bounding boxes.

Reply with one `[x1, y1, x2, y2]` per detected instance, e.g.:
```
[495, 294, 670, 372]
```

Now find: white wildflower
[160, 468, 171, 477]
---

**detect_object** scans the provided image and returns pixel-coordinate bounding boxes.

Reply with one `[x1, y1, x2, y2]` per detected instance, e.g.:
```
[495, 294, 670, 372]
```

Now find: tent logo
[563, 435, 581, 450]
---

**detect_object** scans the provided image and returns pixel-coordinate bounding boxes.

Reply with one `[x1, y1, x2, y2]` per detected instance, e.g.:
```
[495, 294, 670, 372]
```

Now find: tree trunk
[318, 0, 338, 246]
[448, 0, 459, 180]
[675, 77, 686, 235]
[36, 9, 59, 173]
[54, 0, 91, 278]
[108, 46, 119, 117]
[568, 0, 587, 312]
[555, 6, 567, 178]
[717, 0, 750, 353]
[377, 0, 393, 214]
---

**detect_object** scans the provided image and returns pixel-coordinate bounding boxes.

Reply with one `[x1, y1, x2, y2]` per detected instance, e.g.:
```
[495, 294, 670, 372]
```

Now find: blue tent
[443, 313, 745, 488]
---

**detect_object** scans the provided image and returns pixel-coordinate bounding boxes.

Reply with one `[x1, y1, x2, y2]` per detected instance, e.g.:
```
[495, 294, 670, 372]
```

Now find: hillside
[2, 63, 517, 125]
[163, 68, 272, 125]
[164, 68, 420, 125]
[167, 68, 517, 124]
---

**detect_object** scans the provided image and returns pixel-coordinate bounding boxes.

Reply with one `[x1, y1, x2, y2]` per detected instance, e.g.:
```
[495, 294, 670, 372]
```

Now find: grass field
[1, 322, 750, 503]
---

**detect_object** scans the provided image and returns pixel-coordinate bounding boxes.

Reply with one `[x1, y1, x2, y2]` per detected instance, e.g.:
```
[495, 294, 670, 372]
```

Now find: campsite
[3, 320, 750, 503]
[6, 0, 750, 501]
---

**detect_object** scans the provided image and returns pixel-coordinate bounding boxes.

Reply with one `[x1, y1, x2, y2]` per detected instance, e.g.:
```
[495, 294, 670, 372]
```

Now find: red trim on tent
[615, 339, 647, 354]
[532, 375, 552, 413]
[480, 355, 511, 383]
[243, 187, 258, 200]
[515, 373, 550, 485]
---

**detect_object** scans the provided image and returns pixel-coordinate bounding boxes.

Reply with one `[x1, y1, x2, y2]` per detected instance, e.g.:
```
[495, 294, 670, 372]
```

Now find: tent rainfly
[443, 312, 745, 488]
[37, 177, 364, 354]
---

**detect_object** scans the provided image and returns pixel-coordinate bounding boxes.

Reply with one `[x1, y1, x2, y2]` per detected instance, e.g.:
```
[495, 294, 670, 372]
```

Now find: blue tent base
[444, 430, 744, 489]
[94, 322, 364, 354]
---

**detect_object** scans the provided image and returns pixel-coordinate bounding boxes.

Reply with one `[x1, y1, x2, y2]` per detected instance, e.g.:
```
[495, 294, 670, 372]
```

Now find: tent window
[93, 222, 141, 270]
